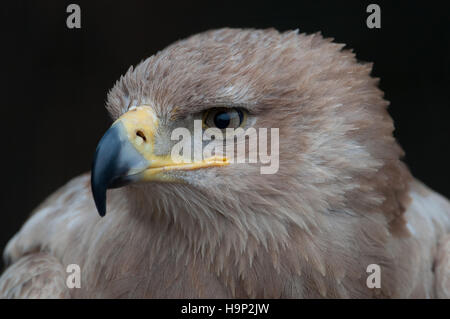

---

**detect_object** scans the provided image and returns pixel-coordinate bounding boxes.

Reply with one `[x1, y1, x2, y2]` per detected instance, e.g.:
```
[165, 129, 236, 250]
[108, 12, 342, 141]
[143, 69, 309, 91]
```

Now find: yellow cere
[115, 105, 230, 181]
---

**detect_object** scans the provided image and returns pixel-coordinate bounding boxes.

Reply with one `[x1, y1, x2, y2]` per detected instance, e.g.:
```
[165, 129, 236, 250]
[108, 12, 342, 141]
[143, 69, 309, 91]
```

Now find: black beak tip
[98, 208, 106, 218]
[91, 170, 107, 217]
[90, 124, 123, 218]
[90, 122, 149, 218]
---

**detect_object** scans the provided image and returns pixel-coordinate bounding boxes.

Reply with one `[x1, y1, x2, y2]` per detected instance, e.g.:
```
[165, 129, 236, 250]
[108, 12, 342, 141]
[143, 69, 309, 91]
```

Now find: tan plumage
[1, 28, 450, 298]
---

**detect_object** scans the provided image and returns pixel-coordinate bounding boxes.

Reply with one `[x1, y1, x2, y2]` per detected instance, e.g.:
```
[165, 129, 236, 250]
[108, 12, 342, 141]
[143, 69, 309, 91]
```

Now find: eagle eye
[203, 107, 246, 130]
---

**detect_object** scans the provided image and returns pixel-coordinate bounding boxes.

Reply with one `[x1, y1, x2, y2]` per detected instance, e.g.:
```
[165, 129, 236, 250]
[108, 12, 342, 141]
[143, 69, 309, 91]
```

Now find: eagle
[1, 28, 449, 298]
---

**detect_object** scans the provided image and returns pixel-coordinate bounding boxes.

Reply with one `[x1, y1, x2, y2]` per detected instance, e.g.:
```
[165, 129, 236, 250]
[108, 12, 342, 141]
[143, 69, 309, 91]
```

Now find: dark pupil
[213, 111, 231, 129]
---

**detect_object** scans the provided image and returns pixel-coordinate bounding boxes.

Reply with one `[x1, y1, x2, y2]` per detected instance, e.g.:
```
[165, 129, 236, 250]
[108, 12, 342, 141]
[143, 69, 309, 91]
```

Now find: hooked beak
[91, 106, 228, 217]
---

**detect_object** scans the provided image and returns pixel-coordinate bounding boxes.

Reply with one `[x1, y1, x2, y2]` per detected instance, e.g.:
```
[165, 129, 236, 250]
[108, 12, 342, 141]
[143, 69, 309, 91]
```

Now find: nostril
[136, 130, 147, 142]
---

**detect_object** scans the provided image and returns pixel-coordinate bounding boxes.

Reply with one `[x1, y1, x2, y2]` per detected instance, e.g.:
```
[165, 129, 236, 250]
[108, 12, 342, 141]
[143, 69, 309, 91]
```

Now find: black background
[0, 1, 449, 271]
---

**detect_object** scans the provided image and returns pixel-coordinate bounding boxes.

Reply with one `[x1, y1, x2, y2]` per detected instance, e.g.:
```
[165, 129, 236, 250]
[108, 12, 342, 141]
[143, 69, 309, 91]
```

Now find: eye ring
[202, 107, 247, 131]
